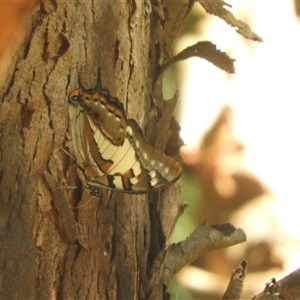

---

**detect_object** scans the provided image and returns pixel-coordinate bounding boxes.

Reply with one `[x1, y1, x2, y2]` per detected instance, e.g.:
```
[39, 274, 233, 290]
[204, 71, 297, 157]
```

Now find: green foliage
[172, 173, 204, 243]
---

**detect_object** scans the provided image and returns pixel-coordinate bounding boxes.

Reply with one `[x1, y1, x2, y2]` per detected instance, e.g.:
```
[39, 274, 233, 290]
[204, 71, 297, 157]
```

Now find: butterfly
[68, 70, 182, 195]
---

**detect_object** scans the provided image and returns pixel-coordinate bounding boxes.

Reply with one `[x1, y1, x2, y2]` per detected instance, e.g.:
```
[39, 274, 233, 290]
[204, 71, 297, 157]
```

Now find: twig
[222, 260, 247, 300]
[164, 222, 246, 283]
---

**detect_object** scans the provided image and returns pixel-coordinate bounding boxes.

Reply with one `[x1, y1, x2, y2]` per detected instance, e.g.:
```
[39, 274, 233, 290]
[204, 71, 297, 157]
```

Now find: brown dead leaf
[197, 0, 263, 42]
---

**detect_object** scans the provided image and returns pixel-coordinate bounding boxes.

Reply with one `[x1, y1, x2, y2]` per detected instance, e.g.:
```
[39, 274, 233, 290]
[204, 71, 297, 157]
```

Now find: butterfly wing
[68, 74, 182, 194]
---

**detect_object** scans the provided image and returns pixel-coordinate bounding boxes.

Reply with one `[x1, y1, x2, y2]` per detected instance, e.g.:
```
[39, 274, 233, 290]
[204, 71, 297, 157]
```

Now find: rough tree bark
[0, 2, 181, 299]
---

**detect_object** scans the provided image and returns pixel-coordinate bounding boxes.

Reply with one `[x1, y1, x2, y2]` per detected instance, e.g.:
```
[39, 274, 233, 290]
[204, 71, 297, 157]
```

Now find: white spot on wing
[127, 126, 133, 136]
[149, 170, 156, 178]
[150, 178, 158, 186]
[129, 177, 140, 185]
[143, 152, 148, 160]
[131, 160, 142, 177]
[112, 176, 124, 189]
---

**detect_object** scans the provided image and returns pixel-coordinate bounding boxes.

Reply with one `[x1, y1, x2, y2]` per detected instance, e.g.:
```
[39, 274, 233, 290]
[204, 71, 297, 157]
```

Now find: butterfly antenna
[59, 147, 75, 160]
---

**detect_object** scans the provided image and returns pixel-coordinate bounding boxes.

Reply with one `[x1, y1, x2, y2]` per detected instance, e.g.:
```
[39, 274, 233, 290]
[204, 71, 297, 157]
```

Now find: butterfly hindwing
[68, 70, 182, 194]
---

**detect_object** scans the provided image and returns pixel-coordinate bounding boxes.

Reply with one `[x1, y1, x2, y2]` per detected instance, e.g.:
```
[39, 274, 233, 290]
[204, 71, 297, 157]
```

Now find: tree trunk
[0, 2, 181, 299]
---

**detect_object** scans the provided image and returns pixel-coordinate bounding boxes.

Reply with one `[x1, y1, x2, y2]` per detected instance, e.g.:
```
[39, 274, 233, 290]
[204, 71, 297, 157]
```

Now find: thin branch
[251, 268, 300, 300]
[222, 260, 247, 300]
[164, 222, 246, 283]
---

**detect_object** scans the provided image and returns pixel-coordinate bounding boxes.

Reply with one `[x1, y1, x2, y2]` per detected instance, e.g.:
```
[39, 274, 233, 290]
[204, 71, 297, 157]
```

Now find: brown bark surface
[0, 2, 181, 299]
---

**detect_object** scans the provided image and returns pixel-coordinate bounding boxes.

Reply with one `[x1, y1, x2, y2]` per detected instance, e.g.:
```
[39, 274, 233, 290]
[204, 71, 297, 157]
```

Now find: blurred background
[166, 0, 300, 298]
[1, 1, 300, 298]
[0, 1, 38, 80]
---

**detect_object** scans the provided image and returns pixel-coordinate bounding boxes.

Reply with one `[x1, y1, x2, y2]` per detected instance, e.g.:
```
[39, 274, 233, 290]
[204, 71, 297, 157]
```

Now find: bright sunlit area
[169, 0, 300, 298]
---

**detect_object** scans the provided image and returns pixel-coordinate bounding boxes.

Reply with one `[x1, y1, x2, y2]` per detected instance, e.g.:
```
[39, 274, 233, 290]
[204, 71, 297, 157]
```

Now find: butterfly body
[68, 71, 182, 195]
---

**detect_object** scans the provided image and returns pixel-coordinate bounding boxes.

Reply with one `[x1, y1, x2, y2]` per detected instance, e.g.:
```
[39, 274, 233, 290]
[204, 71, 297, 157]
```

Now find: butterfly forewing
[68, 71, 182, 194]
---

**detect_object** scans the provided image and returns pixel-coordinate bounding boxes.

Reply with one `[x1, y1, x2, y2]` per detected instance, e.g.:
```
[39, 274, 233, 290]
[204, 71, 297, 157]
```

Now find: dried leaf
[197, 0, 263, 42]
[166, 41, 235, 73]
